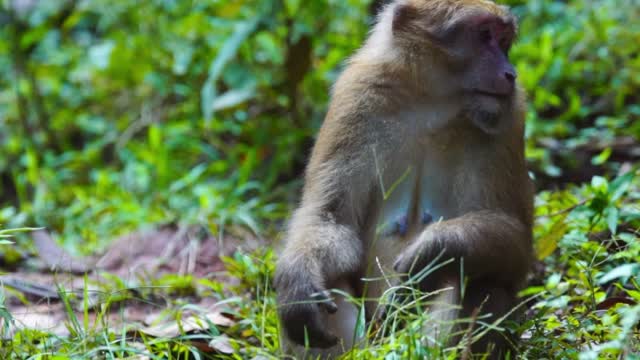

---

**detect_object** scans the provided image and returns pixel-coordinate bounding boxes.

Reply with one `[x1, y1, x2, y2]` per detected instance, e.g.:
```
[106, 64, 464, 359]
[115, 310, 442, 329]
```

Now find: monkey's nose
[504, 70, 517, 83]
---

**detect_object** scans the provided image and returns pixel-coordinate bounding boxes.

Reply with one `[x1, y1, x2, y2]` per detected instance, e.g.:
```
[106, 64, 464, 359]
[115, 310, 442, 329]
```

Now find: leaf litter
[1, 225, 262, 355]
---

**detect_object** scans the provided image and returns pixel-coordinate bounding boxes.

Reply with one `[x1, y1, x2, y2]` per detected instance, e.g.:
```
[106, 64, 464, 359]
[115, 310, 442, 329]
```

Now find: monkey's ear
[391, 4, 458, 48]
[392, 3, 418, 33]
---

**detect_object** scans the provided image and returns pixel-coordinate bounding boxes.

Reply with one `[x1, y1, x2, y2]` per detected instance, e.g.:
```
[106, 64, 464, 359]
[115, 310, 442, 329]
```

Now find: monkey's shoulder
[328, 63, 415, 120]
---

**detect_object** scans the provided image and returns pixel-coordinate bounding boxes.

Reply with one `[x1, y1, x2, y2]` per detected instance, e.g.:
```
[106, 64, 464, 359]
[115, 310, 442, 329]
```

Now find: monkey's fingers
[282, 302, 339, 348]
[311, 290, 338, 314]
[393, 240, 433, 277]
[305, 325, 339, 349]
[393, 253, 415, 275]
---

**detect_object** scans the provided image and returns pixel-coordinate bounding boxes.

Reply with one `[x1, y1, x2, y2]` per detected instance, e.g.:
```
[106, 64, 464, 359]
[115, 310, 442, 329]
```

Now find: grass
[1, 0, 639, 358]
[2, 171, 639, 359]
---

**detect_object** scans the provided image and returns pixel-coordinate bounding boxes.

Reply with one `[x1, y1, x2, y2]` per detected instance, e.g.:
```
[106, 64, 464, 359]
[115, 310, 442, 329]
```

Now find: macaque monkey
[274, 0, 534, 358]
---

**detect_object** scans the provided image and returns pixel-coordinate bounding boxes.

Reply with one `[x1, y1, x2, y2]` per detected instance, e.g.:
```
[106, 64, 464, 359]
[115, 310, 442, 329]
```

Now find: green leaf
[88, 41, 115, 70]
[626, 289, 640, 302]
[0, 227, 43, 236]
[591, 176, 609, 193]
[211, 83, 256, 112]
[609, 171, 635, 201]
[598, 264, 640, 284]
[148, 125, 162, 151]
[606, 206, 619, 235]
[201, 18, 260, 120]
[546, 273, 563, 289]
[285, 0, 301, 15]
[591, 147, 612, 165]
[519, 286, 546, 296]
[535, 215, 568, 260]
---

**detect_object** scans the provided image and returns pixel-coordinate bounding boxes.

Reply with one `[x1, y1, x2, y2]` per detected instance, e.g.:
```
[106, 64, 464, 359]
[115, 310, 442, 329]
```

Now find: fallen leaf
[139, 312, 235, 338]
[208, 335, 234, 354]
[32, 230, 92, 273]
[5, 304, 69, 338]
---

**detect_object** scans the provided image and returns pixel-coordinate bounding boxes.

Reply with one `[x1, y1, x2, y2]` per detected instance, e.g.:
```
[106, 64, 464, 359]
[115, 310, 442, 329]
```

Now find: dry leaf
[208, 335, 234, 354]
[139, 312, 235, 338]
[32, 230, 92, 273]
[5, 304, 69, 338]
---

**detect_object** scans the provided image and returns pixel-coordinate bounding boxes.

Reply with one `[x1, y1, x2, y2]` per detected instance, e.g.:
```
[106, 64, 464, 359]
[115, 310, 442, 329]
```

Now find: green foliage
[0, 227, 42, 245]
[0, 0, 369, 252]
[0, 0, 639, 358]
[510, 0, 640, 177]
[0, 284, 12, 338]
[525, 171, 640, 358]
[221, 249, 281, 358]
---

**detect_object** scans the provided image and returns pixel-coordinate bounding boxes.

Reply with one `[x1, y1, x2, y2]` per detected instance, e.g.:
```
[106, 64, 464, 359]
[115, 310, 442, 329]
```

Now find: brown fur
[275, 0, 533, 358]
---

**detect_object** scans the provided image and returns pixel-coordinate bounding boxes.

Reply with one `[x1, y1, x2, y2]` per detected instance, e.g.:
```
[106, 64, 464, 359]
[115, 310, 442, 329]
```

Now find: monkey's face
[392, 1, 519, 134]
[454, 13, 519, 134]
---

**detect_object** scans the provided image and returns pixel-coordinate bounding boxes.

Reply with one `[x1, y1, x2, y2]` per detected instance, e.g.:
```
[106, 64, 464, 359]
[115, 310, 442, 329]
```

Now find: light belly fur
[365, 153, 452, 304]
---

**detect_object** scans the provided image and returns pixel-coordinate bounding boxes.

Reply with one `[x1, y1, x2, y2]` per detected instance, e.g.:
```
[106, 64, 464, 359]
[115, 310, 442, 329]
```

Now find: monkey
[274, 0, 534, 358]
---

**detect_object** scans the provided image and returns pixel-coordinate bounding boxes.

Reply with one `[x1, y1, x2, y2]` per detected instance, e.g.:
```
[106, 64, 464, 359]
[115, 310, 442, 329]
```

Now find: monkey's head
[383, 0, 521, 134]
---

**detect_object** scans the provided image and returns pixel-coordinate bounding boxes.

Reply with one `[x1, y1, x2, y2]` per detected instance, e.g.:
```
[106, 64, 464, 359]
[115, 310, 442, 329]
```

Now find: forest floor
[2, 227, 271, 358]
[2, 147, 640, 359]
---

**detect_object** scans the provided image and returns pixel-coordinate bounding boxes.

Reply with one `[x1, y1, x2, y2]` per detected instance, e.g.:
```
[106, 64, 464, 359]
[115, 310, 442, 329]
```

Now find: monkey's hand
[393, 226, 459, 279]
[395, 211, 532, 286]
[274, 271, 339, 348]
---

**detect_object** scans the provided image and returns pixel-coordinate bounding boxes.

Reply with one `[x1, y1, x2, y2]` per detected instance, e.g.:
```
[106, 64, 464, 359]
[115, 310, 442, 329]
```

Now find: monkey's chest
[367, 160, 451, 300]
[376, 160, 450, 239]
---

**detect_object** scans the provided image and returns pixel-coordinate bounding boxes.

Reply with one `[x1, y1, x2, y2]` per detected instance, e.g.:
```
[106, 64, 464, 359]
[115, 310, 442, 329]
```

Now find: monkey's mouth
[472, 89, 510, 98]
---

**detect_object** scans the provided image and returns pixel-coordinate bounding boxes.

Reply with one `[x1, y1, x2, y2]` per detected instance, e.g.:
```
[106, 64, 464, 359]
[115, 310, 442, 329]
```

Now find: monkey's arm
[393, 210, 532, 285]
[274, 64, 398, 348]
[275, 212, 363, 347]
[274, 145, 373, 348]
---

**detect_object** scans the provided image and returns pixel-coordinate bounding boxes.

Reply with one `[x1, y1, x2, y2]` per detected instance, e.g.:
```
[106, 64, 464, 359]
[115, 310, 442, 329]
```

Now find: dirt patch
[1, 225, 264, 341]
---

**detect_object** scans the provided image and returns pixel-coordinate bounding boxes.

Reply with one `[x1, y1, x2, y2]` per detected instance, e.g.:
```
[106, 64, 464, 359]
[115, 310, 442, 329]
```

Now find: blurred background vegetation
[0, 0, 639, 358]
[0, 0, 638, 250]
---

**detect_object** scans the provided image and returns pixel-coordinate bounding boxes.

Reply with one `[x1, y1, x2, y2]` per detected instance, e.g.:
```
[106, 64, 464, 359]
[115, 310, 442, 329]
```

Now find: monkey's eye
[499, 34, 513, 54]
[500, 41, 511, 55]
[478, 28, 492, 43]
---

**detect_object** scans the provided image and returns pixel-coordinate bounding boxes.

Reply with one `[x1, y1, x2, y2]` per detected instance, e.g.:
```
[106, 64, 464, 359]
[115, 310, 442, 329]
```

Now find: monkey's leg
[414, 282, 517, 359]
[282, 281, 360, 359]
[458, 283, 518, 359]
[420, 277, 461, 349]
[391, 211, 529, 357]
[393, 210, 531, 286]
